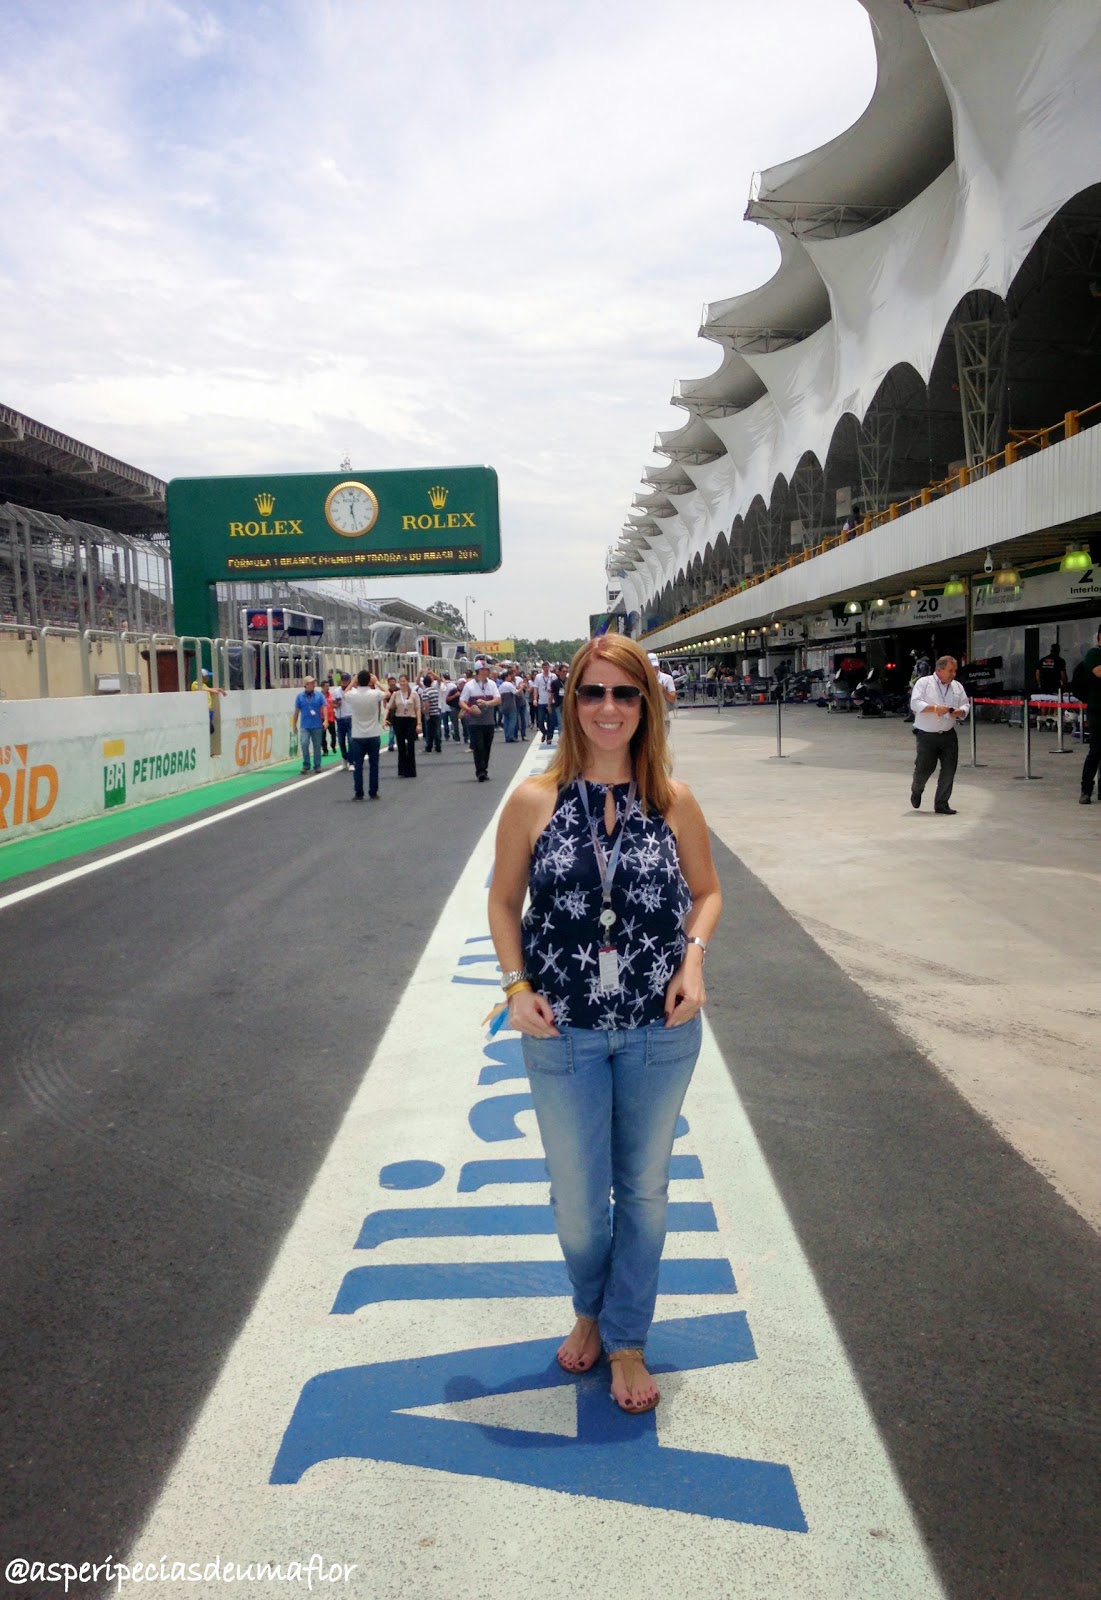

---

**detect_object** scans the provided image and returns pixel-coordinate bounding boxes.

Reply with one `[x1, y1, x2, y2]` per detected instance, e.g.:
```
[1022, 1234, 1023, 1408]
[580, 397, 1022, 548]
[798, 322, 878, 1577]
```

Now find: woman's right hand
[508, 988, 559, 1037]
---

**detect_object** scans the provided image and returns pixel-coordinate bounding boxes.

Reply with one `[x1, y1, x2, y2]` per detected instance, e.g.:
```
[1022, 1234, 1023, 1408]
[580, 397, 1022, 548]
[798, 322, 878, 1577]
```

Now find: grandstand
[0, 403, 463, 662]
[611, 0, 1101, 670]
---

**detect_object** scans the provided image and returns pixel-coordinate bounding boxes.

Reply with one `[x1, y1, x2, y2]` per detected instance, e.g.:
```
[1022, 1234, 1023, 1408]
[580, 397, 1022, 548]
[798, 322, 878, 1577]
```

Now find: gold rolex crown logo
[255, 492, 276, 516]
[428, 485, 448, 510]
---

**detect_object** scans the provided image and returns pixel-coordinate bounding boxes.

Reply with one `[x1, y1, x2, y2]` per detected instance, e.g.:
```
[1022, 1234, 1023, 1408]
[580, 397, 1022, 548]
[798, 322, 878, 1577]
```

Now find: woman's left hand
[664, 959, 706, 1027]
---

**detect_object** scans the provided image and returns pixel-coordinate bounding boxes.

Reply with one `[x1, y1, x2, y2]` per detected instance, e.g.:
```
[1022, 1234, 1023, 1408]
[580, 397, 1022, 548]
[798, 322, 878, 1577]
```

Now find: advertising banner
[0, 695, 209, 840]
[168, 465, 501, 639]
[209, 690, 299, 782]
[0, 689, 299, 842]
[466, 639, 517, 656]
[866, 591, 966, 632]
[973, 562, 1101, 616]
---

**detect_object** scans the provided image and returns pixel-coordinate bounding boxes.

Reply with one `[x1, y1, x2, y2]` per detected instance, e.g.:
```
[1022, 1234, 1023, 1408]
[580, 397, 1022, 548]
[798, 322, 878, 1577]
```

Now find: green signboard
[166, 465, 501, 639]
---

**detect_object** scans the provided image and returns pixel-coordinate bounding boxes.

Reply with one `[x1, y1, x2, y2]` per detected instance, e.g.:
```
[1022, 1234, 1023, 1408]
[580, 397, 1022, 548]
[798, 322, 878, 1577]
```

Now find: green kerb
[0, 760, 310, 885]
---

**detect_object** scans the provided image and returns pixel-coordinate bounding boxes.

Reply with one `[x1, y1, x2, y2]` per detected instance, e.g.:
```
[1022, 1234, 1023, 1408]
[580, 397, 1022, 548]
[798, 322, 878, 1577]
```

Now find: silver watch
[500, 968, 529, 990]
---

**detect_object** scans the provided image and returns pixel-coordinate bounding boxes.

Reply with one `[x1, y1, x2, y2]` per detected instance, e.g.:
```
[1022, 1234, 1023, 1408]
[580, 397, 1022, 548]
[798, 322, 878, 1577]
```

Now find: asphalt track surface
[1, 732, 1098, 1599]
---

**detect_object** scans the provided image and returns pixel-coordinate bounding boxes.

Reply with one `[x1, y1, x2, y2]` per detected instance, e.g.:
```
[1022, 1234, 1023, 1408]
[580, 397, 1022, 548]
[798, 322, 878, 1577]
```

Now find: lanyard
[575, 778, 637, 934]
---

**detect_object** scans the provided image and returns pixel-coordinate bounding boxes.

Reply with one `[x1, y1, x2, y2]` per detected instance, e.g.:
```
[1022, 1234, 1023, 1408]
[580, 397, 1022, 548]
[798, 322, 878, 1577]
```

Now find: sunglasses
[575, 683, 643, 704]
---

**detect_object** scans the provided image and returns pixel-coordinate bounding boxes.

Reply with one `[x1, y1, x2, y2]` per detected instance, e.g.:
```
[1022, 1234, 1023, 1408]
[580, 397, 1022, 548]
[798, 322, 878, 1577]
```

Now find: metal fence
[0, 622, 454, 700]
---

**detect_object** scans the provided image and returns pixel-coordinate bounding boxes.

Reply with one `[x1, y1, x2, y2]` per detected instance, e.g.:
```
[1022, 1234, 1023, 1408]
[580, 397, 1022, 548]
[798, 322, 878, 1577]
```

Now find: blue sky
[0, 0, 875, 638]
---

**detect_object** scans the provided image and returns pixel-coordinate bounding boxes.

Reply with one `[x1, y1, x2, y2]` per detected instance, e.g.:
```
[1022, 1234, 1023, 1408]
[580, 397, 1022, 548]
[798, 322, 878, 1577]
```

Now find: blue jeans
[544, 705, 559, 742]
[350, 735, 380, 797]
[517, 699, 529, 739]
[299, 725, 323, 770]
[502, 702, 518, 742]
[521, 1014, 702, 1352]
[336, 717, 352, 763]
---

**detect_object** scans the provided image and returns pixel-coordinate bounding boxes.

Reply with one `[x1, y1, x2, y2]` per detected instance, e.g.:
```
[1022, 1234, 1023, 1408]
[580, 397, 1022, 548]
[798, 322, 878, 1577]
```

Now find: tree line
[426, 603, 583, 663]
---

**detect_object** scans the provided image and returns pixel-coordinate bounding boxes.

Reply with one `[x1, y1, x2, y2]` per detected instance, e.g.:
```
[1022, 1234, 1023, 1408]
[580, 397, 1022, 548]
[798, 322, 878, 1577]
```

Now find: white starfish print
[572, 943, 597, 972]
[539, 943, 563, 975]
[648, 952, 675, 996]
[555, 887, 590, 920]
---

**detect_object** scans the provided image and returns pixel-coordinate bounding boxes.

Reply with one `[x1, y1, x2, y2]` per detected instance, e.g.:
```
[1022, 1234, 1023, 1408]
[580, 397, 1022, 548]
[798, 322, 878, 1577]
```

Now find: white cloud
[0, 0, 876, 636]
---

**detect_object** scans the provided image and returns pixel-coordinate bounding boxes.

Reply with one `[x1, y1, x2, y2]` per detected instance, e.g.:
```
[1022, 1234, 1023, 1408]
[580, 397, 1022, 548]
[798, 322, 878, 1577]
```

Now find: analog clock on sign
[324, 480, 379, 537]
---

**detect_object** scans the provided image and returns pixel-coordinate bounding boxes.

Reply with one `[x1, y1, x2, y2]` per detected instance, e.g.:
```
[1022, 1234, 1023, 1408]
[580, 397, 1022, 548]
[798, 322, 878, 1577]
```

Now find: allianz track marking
[0, 768, 336, 915]
[125, 744, 945, 1598]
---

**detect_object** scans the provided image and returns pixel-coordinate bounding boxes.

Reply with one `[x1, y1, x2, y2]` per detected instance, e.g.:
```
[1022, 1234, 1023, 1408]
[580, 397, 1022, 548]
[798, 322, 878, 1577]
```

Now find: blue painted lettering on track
[459, 1157, 550, 1188]
[270, 1314, 806, 1532]
[469, 1092, 688, 1144]
[379, 1160, 445, 1190]
[330, 1257, 737, 1313]
[477, 1063, 526, 1085]
[469, 1092, 538, 1141]
[270, 912, 807, 1535]
[457, 1153, 703, 1190]
[353, 1202, 719, 1249]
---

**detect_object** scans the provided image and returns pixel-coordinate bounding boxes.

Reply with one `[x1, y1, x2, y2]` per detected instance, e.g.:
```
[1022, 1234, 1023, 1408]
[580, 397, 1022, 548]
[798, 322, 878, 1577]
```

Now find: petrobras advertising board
[0, 689, 300, 841]
[0, 695, 209, 839]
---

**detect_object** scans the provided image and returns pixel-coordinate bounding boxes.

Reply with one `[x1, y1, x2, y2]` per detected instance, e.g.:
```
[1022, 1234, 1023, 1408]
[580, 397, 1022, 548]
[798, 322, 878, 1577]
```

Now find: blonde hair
[539, 635, 673, 814]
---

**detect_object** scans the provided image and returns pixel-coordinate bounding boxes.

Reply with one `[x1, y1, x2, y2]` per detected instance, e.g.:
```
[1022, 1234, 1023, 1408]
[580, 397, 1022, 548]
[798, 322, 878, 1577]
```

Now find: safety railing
[641, 400, 1101, 639]
[0, 621, 460, 700]
[968, 693, 1086, 780]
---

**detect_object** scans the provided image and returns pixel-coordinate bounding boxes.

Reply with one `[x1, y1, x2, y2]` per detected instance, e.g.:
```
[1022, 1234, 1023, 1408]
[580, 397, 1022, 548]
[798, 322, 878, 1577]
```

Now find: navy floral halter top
[522, 780, 692, 1031]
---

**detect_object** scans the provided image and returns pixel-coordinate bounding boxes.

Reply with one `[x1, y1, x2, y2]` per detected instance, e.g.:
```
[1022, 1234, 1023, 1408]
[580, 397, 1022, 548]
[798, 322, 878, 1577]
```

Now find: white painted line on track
[0, 768, 336, 915]
[124, 744, 946, 1599]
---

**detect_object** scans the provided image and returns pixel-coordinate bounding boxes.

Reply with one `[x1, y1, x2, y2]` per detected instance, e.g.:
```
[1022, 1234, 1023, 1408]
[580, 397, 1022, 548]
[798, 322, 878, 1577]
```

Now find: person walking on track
[910, 654, 969, 814]
[460, 662, 501, 782]
[291, 676, 327, 774]
[385, 673, 422, 778]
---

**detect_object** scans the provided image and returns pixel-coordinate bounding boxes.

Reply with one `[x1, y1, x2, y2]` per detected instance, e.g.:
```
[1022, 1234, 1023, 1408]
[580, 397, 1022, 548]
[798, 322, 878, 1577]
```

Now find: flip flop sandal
[608, 1348, 660, 1413]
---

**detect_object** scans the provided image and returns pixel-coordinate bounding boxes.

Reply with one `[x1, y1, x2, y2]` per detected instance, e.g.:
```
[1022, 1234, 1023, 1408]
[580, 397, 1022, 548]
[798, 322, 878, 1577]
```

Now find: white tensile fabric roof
[615, 0, 1101, 616]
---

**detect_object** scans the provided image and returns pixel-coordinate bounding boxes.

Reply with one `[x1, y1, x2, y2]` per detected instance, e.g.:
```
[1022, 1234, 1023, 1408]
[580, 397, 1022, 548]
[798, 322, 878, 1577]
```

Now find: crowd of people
[289, 656, 603, 794]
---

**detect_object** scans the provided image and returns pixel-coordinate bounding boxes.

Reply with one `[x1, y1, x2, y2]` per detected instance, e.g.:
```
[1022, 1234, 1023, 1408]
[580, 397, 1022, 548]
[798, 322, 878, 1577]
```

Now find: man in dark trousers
[909, 656, 970, 814]
[1036, 642, 1068, 695]
[1077, 624, 1101, 803]
[459, 663, 501, 782]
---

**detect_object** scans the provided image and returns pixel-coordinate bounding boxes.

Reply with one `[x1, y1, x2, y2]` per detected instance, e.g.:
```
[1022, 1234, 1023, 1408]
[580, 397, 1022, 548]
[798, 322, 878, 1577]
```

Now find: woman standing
[385, 672, 422, 777]
[321, 679, 339, 755]
[488, 635, 721, 1414]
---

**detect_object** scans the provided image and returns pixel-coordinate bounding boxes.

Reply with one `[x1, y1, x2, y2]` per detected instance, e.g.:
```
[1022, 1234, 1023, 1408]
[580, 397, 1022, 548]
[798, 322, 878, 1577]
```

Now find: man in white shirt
[533, 661, 555, 743]
[648, 652, 677, 728]
[460, 663, 502, 781]
[344, 670, 387, 800]
[910, 655, 970, 814]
